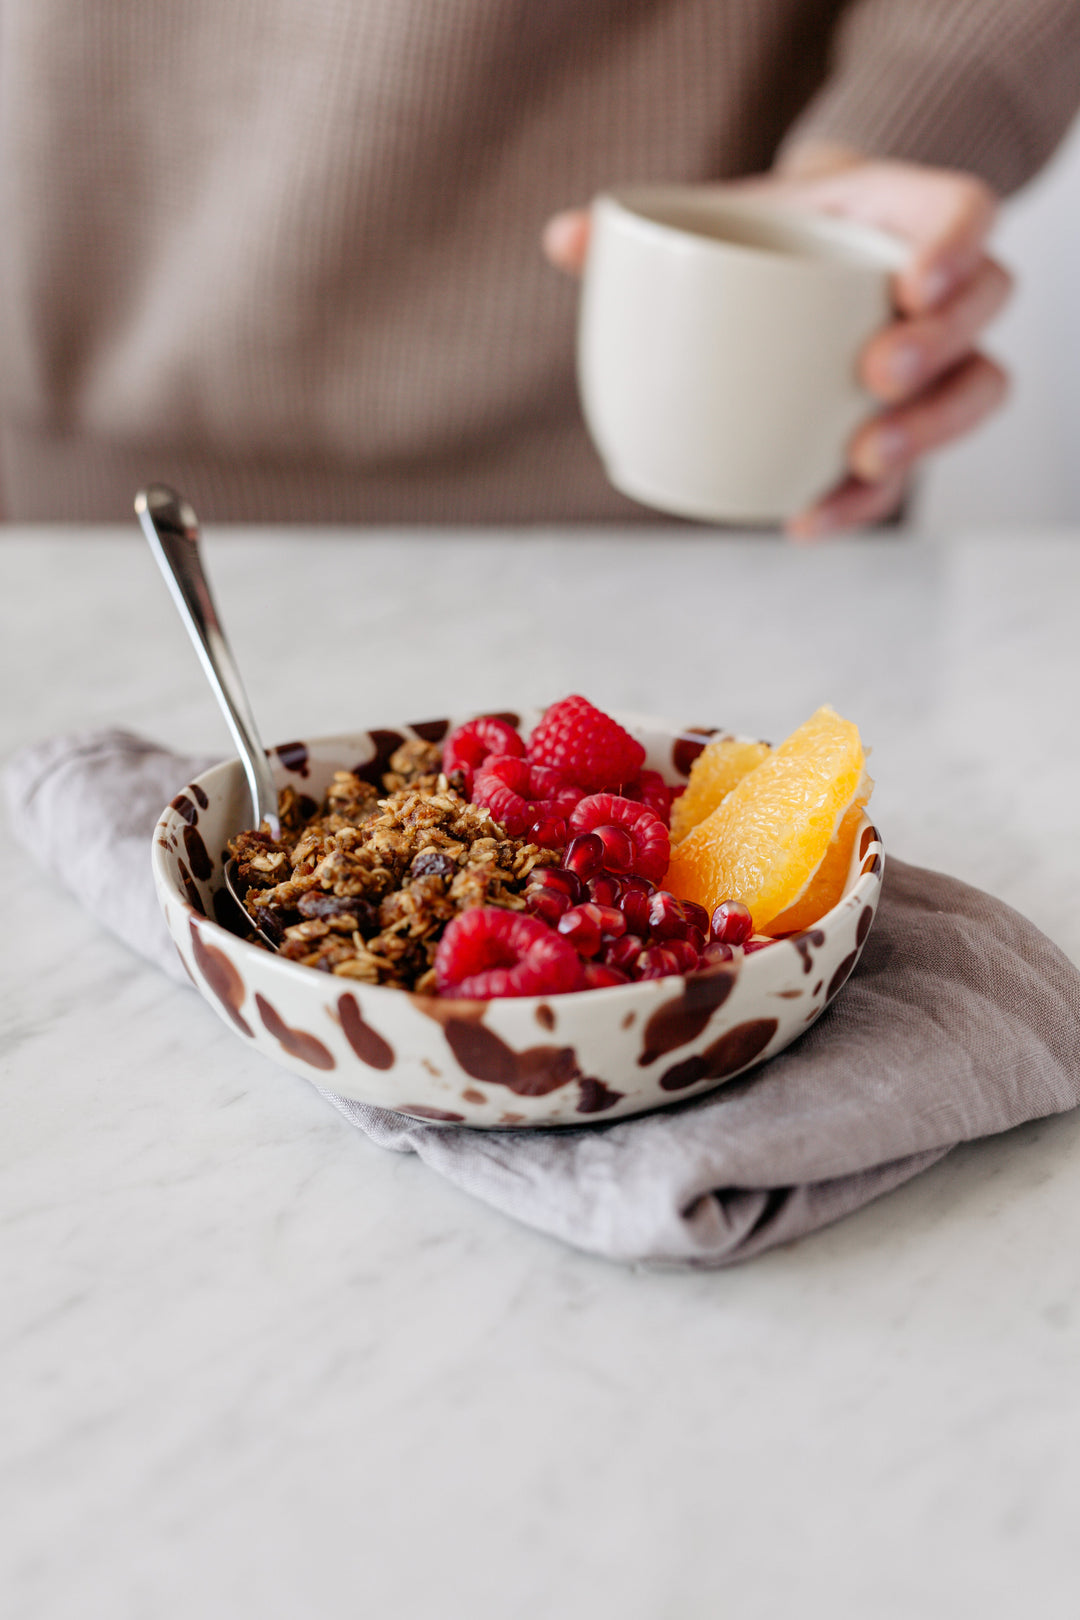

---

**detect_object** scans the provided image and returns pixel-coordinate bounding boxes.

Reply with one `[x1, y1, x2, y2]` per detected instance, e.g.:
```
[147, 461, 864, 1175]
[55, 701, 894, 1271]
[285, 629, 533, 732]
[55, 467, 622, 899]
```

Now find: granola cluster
[227, 738, 554, 993]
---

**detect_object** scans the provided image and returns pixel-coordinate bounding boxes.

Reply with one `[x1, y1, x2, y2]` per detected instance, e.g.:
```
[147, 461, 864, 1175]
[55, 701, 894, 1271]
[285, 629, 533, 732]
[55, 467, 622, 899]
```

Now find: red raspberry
[528, 695, 645, 793]
[472, 757, 579, 838]
[435, 908, 584, 998]
[568, 794, 670, 884]
[443, 717, 525, 794]
[622, 769, 673, 827]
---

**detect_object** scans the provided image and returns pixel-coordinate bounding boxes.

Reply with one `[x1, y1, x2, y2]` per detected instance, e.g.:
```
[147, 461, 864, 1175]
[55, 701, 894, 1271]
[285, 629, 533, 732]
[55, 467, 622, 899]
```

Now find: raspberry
[568, 794, 670, 884]
[472, 756, 579, 838]
[623, 769, 673, 827]
[435, 908, 583, 998]
[528, 695, 645, 793]
[443, 716, 525, 780]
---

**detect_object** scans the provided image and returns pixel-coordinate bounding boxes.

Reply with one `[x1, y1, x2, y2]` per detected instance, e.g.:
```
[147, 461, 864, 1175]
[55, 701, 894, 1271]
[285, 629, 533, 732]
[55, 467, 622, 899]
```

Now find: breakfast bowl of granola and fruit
[152, 696, 883, 1127]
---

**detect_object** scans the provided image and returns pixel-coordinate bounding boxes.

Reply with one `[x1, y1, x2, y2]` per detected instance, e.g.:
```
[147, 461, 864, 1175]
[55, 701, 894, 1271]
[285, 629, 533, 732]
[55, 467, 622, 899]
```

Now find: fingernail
[886, 342, 922, 392]
[860, 424, 908, 479]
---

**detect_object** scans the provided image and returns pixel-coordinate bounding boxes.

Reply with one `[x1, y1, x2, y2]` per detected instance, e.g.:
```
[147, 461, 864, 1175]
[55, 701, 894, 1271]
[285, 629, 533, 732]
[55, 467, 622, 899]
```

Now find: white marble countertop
[3, 525, 1080, 1620]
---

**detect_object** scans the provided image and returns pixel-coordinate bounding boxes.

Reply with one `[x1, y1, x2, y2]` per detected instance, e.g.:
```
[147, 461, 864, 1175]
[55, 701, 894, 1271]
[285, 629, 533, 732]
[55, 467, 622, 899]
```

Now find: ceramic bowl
[152, 712, 884, 1127]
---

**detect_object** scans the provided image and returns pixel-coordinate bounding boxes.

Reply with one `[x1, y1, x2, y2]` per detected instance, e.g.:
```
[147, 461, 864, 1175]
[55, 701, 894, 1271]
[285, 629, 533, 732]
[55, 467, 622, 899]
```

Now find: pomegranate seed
[620, 874, 656, 896]
[680, 899, 711, 938]
[582, 962, 630, 989]
[587, 873, 623, 908]
[744, 937, 776, 954]
[605, 933, 645, 972]
[666, 938, 702, 973]
[647, 890, 689, 941]
[619, 888, 650, 934]
[557, 903, 604, 957]
[636, 946, 682, 980]
[711, 899, 753, 946]
[528, 815, 567, 849]
[527, 887, 572, 927]
[684, 924, 706, 956]
[528, 865, 583, 903]
[564, 833, 604, 880]
[592, 823, 634, 873]
[700, 940, 734, 967]
[592, 902, 627, 939]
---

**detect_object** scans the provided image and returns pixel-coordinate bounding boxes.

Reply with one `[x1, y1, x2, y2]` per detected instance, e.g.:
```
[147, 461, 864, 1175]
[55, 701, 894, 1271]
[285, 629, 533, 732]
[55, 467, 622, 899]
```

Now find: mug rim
[594, 184, 911, 277]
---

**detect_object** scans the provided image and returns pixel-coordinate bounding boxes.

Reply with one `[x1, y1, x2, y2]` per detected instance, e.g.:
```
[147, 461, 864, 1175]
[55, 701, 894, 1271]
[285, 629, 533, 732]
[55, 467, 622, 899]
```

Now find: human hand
[542, 150, 1012, 538]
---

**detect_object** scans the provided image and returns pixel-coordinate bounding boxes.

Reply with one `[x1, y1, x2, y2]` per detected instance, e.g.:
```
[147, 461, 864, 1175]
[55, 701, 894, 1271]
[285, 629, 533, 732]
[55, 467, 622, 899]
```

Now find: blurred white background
[919, 117, 1080, 527]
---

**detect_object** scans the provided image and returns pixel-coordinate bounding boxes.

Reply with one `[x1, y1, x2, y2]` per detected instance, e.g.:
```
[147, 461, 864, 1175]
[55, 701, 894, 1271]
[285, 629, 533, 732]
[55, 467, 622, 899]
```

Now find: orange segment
[664, 705, 870, 931]
[763, 800, 866, 935]
[670, 737, 772, 845]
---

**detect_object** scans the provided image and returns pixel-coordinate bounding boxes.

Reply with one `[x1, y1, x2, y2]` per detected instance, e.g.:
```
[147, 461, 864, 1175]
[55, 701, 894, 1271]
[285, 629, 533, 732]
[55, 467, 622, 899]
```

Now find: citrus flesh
[670, 737, 772, 845]
[664, 705, 870, 931]
[762, 800, 866, 935]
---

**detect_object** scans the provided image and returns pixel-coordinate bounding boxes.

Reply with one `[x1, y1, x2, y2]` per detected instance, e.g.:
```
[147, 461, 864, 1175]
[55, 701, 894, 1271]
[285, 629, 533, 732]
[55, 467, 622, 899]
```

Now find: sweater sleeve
[779, 0, 1080, 195]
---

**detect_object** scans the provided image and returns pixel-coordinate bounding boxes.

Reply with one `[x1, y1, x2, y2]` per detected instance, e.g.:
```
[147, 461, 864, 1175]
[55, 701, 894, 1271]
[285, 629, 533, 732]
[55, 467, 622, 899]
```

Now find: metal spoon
[136, 484, 282, 948]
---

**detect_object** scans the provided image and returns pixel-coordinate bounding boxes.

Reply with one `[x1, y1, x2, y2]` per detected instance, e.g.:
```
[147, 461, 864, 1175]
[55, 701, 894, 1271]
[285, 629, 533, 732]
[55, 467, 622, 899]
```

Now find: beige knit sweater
[1, 0, 1078, 522]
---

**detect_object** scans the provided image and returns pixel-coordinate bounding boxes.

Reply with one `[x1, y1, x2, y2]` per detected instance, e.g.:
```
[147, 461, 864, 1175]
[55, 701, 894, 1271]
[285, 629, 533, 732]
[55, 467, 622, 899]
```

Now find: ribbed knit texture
[0, 0, 1078, 522]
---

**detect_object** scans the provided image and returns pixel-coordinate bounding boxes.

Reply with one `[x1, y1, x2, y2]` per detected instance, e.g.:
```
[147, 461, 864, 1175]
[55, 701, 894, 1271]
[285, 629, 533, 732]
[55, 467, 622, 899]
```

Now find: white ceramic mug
[577, 186, 910, 526]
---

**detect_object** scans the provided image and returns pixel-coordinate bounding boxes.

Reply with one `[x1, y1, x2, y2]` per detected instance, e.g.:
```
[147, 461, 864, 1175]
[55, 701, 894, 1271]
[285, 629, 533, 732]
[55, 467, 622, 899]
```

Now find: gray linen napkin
[7, 729, 1080, 1268]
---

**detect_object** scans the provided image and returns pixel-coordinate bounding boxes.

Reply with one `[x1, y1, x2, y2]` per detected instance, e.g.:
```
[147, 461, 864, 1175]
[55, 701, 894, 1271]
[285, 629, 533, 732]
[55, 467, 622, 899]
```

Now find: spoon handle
[136, 484, 281, 839]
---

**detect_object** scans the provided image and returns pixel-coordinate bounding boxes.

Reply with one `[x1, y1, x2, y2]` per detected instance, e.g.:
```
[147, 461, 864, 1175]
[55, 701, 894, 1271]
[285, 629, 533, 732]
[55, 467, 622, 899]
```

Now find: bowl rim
[152, 720, 885, 1013]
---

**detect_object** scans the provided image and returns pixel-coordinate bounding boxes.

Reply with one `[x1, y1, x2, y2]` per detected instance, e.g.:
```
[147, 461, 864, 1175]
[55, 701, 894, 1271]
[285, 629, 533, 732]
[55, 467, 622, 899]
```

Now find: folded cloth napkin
[7, 729, 1080, 1269]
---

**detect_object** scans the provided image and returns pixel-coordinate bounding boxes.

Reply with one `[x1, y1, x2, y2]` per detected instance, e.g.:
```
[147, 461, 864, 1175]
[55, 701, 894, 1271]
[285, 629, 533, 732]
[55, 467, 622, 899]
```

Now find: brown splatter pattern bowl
[152, 713, 884, 1127]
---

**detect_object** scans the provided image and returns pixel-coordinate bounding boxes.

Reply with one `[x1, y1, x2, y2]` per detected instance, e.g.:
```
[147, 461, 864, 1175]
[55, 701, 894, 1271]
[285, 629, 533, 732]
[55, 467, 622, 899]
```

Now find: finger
[541, 209, 591, 275]
[808, 163, 998, 313]
[786, 471, 909, 540]
[862, 257, 1013, 402]
[850, 354, 1009, 482]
